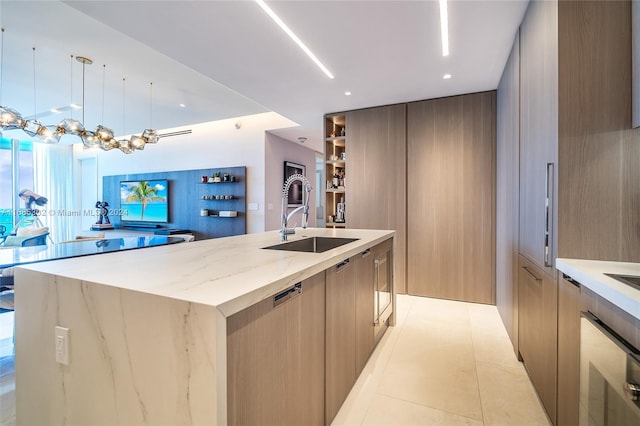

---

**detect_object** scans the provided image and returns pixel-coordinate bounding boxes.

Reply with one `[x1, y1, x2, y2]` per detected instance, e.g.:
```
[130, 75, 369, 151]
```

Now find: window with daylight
[0, 138, 34, 236]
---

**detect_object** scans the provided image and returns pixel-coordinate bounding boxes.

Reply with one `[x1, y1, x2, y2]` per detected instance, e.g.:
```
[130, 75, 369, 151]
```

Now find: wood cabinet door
[354, 248, 374, 376]
[518, 0, 558, 271]
[347, 104, 407, 294]
[496, 30, 520, 354]
[517, 256, 557, 424]
[325, 257, 356, 424]
[407, 92, 496, 304]
[227, 272, 326, 426]
[557, 277, 583, 426]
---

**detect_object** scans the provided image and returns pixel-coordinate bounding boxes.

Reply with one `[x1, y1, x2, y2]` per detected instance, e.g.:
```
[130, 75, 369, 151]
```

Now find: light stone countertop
[17, 228, 394, 317]
[556, 258, 640, 320]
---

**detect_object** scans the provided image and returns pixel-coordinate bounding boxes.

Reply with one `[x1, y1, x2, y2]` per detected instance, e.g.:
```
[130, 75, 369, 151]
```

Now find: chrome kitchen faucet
[280, 173, 312, 241]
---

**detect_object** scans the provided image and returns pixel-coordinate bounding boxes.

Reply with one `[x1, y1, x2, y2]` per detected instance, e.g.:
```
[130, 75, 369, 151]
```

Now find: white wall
[74, 112, 298, 234]
[264, 132, 319, 231]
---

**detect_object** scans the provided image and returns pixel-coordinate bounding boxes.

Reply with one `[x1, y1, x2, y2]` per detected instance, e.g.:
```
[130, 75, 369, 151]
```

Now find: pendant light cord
[101, 64, 106, 124]
[0, 28, 5, 105]
[70, 54, 74, 120]
[149, 82, 153, 129]
[122, 77, 125, 135]
[32, 47, 36, 119]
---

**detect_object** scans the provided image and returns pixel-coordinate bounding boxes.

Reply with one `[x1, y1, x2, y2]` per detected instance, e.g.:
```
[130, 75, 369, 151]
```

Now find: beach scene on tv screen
[120, 180, 168, 222]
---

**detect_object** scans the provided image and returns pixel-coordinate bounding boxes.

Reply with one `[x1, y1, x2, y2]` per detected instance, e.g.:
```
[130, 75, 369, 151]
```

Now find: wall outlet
[54, 326, 70, 365]
[267, 203, 274, 211]
[248, 202, 259, 211]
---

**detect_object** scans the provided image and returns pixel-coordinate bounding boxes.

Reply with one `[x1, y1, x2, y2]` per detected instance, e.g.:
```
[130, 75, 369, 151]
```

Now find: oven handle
[582, 312, 640, 359]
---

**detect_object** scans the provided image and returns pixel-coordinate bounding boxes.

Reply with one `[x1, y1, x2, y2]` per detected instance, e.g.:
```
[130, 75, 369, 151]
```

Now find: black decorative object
[95, 201, 111, 225]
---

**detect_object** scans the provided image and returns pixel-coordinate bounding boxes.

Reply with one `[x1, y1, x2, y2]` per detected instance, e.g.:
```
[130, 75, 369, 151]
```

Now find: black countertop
[0, 236, 182, 270]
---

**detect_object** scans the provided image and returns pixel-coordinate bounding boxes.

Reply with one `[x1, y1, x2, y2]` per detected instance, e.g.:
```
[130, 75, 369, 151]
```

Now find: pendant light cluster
[0, 28, 162, 154]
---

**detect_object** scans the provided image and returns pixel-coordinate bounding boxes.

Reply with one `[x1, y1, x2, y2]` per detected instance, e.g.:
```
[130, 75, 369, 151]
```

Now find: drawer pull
[273, 282, 302, 307]
[523, 266, 542, 282]
[336, 258, 350, 271]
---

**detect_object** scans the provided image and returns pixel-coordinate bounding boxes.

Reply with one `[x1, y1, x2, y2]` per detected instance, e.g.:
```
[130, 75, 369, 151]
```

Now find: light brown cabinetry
[519, 0, 558, 273]
[355, 248, 374, 375]
[557, 0, 640, 262]
[346, 105, 407, 294]
[496, 31, 521, 352]
[227, 271, 326, 426]
[325, 256, 357, 423]
[407, 92, 496, 304]
[518, 255, 557, 423]
[557, 277, 583, 426]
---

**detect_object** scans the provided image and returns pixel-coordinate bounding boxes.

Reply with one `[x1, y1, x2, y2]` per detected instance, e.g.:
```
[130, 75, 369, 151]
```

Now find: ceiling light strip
[255, 0, 334, 79]
[439, 0, 450, 57]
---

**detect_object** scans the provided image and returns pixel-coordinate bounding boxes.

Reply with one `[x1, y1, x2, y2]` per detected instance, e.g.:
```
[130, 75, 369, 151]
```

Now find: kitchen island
[14, 228, 395, 425]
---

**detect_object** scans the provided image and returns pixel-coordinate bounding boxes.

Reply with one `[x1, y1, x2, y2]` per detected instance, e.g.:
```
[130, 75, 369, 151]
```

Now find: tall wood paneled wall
[347, 105, 407, 294]
[558, 0, 640, 262]
[407, 92, 496, 304]
[496, 31, 521, 346]
[343, 92, 496, 303]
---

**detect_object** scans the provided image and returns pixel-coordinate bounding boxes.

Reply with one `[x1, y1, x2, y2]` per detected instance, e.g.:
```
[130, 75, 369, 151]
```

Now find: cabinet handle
[523, 266, 542, 282]
[374, 259, 380, 325]
[273, 282, 302, 307]
[361, 248, 371, 257]
[336, 258, 350, 271]
[544, 162, 554, 268]
[562, 274, 581, 288]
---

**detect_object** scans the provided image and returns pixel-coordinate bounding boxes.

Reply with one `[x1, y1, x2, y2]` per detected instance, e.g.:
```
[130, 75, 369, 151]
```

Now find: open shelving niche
[324, 114, 347, 229]
[195, 166, 247, 237]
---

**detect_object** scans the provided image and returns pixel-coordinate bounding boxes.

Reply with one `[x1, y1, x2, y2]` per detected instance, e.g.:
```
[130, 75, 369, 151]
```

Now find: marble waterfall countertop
[556, 258, 640, 320]
[17, 228, 394, 317]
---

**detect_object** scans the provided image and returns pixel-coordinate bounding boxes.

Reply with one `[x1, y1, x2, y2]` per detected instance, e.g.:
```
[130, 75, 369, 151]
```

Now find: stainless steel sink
[605, 273, 640, 291]
[262, 237, 359, 253]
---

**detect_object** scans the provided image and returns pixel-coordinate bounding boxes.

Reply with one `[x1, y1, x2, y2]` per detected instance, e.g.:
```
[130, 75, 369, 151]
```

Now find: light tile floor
[332, 295, 551, 426]
[0, 297, 549, 426]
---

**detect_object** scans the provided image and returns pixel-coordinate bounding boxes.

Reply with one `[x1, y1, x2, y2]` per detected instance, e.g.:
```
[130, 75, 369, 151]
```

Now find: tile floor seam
[372, 387, 485, 424]
[467, 304, 488, 426]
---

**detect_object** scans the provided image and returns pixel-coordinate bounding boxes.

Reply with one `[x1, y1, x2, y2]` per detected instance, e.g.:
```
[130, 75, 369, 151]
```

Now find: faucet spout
[280, 173, 312, 241]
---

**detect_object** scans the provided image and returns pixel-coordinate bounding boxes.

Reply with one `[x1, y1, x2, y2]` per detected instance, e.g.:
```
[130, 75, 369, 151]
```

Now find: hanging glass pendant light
[0, 106, 24, 130]
[57, 118, 84, 135]
[80, 130, 100, 148]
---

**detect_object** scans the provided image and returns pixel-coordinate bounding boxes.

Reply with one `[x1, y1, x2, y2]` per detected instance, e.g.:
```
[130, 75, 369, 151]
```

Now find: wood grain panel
[557, 277, 585, 426]
[518, 0, 558, 271]
[407, 92, 496, 304]
[496, 31, 521, 354]
[227, 271, 325, 426]
[325, 258, 356, 424]
[558, 0, 640, 262]
[354, 248, 374, 375]
[517, 255, 557, 424]
[346, 105, 407, 294]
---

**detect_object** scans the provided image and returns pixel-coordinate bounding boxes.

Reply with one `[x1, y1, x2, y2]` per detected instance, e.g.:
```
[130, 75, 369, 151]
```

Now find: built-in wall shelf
[325, 114, 347, 228]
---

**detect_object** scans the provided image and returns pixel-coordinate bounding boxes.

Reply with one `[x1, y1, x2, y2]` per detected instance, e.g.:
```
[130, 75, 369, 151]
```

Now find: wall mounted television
[120, 179, 168, 223]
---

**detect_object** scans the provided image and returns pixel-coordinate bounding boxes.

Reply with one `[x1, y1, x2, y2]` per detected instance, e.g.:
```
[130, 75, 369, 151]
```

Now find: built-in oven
[580, 312, 640, 425]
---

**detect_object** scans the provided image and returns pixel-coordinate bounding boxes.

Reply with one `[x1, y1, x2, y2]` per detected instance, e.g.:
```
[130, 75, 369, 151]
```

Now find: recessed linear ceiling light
[255, 0, 335, 79]
[439, 0, 450, 57]
[443, 73, 451, 79]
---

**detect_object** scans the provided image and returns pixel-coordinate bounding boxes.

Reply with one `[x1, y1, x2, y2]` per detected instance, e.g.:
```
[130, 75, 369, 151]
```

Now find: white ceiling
[0, 0, 528, 152]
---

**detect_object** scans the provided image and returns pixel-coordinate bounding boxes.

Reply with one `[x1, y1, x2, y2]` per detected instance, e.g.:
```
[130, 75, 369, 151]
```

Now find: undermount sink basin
[605, 273, 640, 291]
[262, 237, 359, 253]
